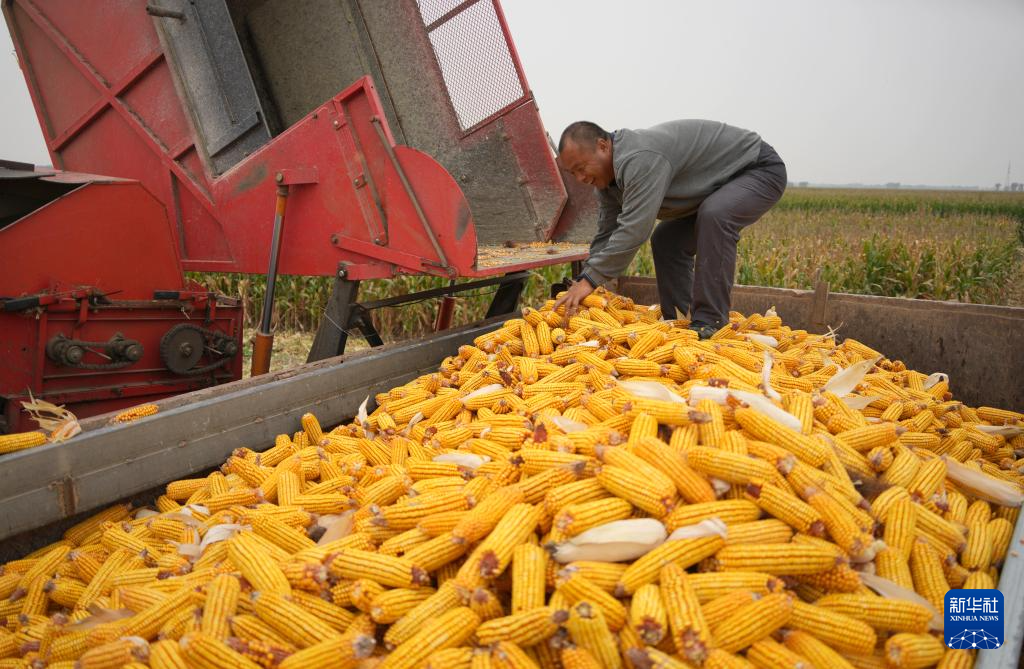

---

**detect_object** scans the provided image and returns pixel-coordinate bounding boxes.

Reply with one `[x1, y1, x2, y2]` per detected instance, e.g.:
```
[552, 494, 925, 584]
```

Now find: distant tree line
[994, 183, 1022, 191]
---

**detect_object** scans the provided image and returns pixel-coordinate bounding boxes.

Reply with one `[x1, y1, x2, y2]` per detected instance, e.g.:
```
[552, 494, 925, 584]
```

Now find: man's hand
[552, 279, 595, 317]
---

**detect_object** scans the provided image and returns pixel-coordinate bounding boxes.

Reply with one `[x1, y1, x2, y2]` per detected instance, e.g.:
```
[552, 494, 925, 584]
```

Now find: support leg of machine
[485, 273, 527, 318]
[307, 276, 360, 362]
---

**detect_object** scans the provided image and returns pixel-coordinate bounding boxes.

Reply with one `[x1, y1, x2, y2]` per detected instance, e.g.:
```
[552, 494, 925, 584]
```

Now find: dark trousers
[651, 141, 787, 325]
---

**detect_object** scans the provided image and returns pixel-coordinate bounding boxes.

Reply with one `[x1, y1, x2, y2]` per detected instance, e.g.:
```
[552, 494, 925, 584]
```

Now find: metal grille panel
[417, 0, 525, 131]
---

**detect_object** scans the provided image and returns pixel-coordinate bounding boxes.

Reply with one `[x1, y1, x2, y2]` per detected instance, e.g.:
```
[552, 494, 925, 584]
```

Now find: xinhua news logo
[944, 589, 1004, 650]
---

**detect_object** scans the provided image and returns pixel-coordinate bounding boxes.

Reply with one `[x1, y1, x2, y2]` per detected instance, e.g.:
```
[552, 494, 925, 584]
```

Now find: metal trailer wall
[0, 318, 503, 557]
[614, 278, 1024, 669]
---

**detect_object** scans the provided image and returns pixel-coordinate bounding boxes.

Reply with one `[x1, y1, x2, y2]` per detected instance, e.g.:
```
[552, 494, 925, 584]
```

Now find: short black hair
[558, 121, 611, 153]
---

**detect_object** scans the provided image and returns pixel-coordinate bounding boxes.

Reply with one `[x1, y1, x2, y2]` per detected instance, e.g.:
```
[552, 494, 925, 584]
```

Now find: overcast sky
[2, 0, 1021, 187]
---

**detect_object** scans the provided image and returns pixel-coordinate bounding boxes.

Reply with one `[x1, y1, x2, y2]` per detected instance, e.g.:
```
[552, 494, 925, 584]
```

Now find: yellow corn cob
[200, 573, 240, 640]
[380, 607, 480, 669]
[476, 606, 566, 646]
[251, 591, 338, 648]
[384, 581, 463, 648]
[425, 648, 475, 669]
[711, 541, 838, 575]
[665, 499, 761, 532]
[734, 408, 828, 465]
[551, 497, 633, 541]
[628, 583, 668, 645]
[815, 594, 933, 633]
[709, 592, 792, 653]
[616, 536, 725, 596]
[909, 540, 949, 612]
[329, 549, 430, 588]
[227, 534, 292, 596]
[560, 645, 604, 669]
[0, 430, 48, 454]
[633, 437, 716, 503]
[960, 519, 992, 571]
[453, 486, 527, 544]
[565, 601, 622, 669]
[684, 446, 778, 485]
[788, 600, 877, 655]
[111, 404, 159, 423]
[511, 543, 548, 614]
[659, 564, 712, 663]
[596, 463, 675, 517]
[76, 636, 150, 669]
[457, 503, 542, 587]
[745, 481, 825, 536]
[885, 633, 945, 669]
[179, 633, 262, 669]
[988, 517, 1014, 567]
[883, 497, 917, 560]
[558, 561, 628, 594]
[781, 629, 856, 669]
[557, 572, 627, 631]
[148, 639, 188, 669]
[746, 637, 812, 669]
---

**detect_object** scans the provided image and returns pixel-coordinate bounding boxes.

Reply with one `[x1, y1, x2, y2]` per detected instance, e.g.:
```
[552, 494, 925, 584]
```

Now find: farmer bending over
[554, 119, 786, 338]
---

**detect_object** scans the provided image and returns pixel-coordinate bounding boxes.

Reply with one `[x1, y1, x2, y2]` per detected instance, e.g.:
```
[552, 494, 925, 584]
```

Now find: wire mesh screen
[417, 0, 526, 131]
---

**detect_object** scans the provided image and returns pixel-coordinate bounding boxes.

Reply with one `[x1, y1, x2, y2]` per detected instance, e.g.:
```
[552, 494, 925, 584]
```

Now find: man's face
[558, 138, 614, 190]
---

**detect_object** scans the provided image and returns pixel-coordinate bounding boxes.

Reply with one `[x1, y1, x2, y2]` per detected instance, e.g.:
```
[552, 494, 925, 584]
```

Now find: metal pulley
[45, 333, 143, 369]
[159, 323, 238, 375]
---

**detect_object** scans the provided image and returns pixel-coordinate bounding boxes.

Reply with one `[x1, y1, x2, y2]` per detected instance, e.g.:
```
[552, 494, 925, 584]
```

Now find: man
[553, 119, 786, 338]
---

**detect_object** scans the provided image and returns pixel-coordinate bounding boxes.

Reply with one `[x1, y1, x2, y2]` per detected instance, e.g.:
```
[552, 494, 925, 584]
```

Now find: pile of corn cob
[1, 287, 1022, 669]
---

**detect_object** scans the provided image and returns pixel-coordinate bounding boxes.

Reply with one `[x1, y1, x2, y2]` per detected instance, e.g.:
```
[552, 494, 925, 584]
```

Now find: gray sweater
[581, 119, 762, 286]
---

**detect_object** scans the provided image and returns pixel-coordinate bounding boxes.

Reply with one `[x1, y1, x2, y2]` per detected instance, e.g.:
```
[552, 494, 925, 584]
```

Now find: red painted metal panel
[4, 0, 592, 282]
[0, 182, 183, 298]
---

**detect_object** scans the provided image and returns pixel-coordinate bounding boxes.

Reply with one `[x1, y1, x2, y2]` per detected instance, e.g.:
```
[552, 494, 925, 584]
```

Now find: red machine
[0, 161, 243, 432]
[1, 0, 595, 430]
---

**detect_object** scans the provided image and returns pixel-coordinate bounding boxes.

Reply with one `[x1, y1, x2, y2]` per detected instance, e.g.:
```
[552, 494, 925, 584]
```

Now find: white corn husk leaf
[551, 518, 667, 564]
[133, 508, 159, 520]
[859, 572, 943, 631]
[841, 395, 883, 411]
[550, 415, 589, 433]
[316, 510, 355, 545]
[765, 307, 777, 318]
[819, 351, 841, 371]
[710, 478, 732, 497]
[822, 356, 882, 396]
[745, 333, 779, 348]
[357, 396, 370, 427]
[975, 424, 1024, 438]
[21, 391, 81, 442]
[400, 412, 425, 436]
[761, 352, 782, 402]
[459, 384, 504, 404]
[160, 512, 204, 528]
[618, 380, 686, 404]
[433, 452, 489, 470]
[688, 386, 802, 433]
[174, 542, 202, 558]
[667, 518, 728, 541]
[942, 457, 1023, 507]
[199, 523, 249, 552]
[180, 504, 209, 518]
[580, 340, 601, 348]
[923, 372, 948, 390]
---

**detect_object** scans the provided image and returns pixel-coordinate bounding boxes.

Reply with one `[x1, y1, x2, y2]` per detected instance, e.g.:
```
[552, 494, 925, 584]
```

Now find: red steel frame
[4, 0, 589, 284]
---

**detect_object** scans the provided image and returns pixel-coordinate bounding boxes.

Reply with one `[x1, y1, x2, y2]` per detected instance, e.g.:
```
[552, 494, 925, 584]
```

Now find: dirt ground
[241, 328, 367, 377]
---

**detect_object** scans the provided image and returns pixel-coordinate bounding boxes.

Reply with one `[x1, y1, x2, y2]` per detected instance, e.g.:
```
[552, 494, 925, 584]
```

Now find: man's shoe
[689, 322, 719, 340]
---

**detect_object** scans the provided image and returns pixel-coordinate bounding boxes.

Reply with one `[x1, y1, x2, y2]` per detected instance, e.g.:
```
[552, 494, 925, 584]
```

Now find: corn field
[191, 188, 1024, 342]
